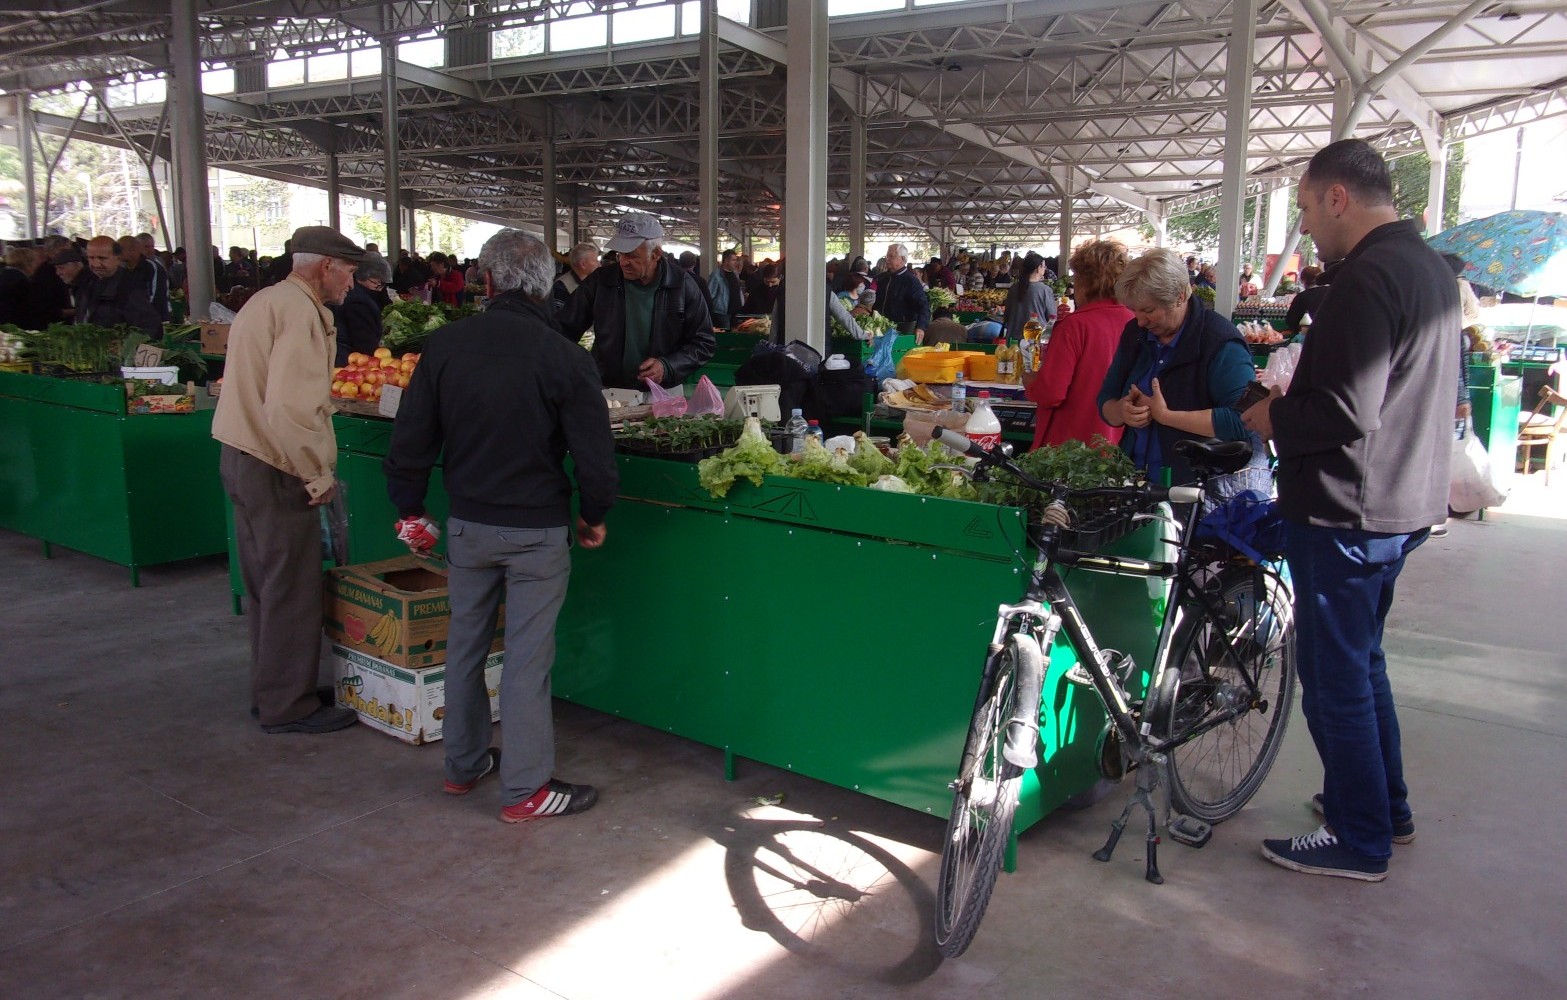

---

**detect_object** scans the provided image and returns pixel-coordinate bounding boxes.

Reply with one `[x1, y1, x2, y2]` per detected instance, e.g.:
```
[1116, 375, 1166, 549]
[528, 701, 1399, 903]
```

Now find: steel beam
[784, 0, 829, 353]
[698, 0, 719, 274]
[381, 42, 400, 260]
[172, 0, 214, 321]
[1216, 0, 1256, 320]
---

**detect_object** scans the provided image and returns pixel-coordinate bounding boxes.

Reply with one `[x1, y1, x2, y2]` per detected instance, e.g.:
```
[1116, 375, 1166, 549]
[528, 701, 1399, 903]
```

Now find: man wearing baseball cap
[557, 212, 714, 389]
[214, 225, 367, 734]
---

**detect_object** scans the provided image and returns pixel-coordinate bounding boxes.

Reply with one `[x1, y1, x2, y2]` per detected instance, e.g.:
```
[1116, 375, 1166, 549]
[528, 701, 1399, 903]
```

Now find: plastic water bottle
[951, 370, 967, 414]
[807, 419, 824, 444]
[965, 391, 1003, 452]
[785, 408, 808, 455]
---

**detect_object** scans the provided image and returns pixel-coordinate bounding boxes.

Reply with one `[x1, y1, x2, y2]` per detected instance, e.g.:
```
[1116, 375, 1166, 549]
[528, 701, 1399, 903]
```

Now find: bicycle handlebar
[927, 426, 1202, 508]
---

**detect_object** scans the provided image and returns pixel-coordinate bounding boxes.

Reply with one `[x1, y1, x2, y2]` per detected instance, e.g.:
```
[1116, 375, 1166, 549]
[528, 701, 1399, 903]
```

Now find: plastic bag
[1259, 343, 1300, 392]
[864, 331, 899, 380]
[686, 375, 723, 416]
[643, 378, 688, 417]
[1449, 421, 1507, 513]
[1193, 489, 1285, 564]
[209, 301, 238, 323]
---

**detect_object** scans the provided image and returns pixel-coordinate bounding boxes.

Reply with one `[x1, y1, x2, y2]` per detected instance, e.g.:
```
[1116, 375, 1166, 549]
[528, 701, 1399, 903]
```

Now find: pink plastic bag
[643, 377, 688, 417]
[687, 375, 724, 417]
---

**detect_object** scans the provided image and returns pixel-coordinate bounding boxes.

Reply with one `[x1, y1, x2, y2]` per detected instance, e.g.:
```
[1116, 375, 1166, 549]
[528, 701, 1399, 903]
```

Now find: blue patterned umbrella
[1426, 210, 1567, 298]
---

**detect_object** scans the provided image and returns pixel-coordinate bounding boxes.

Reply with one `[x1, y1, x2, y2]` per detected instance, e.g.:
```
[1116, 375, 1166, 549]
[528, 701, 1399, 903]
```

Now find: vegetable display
[615, 414, 745, 456]
[696, 417, 785, 497]
[927, 287, 958, 310]
[6, 322, 124, 373]
[380, 301, 449, 354]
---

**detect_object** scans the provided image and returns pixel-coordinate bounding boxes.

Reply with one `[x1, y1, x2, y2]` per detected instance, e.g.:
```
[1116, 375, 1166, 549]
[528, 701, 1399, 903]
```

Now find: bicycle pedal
[1167, 814, 1212, 848]
[1064, 665, 1095, 687]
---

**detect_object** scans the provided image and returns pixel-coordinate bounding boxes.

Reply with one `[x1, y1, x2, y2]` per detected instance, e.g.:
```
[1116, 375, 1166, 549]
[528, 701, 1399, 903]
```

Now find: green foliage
[1390, 143, 1466, 231]
[1192, 285, 1217, 309]
[616, 415, 744, 453]
[13, 322, 124, 372]
[973, 437, 1139, 523]
[697, 417, 785, 496]
[380, 300, 450, 353]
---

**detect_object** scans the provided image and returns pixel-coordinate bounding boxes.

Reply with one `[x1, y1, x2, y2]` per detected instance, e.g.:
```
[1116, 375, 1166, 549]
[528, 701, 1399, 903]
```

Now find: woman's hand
[1146, 378, 1171, 425]
[1120, 387, 1152, 428]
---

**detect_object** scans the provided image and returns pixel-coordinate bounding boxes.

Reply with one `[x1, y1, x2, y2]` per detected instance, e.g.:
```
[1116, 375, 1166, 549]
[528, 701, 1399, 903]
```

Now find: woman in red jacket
[428, 252, 466, 306]
[1024, 240, 1133, 450]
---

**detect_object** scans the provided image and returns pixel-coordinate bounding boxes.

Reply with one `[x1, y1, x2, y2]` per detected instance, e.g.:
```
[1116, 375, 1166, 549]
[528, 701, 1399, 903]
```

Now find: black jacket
[384, 291, 618, 529]
[879, 266, 931, 333]
[1284, 284, 1331, 334]
[331, 283, 384, 366]
[26, 265, 74, 330]
[1271, 220, 1459, 532]
[0, 266, 30, 326]
[77, 270, 163, 338]
[556, 257, 715, 389]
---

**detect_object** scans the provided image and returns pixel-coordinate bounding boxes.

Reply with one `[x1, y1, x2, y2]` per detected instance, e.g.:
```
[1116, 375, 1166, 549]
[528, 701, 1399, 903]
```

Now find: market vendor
[331, 254, 391, 366]
[76, 236, 162, 339]
[1097, 247, 1269, 499]
[556, 212, 714, 389]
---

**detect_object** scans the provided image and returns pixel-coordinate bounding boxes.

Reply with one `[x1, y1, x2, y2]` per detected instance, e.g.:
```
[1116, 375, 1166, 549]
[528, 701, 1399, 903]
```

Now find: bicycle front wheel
[1162, 567, 1296, 824]
[934, 633, 1039, 959]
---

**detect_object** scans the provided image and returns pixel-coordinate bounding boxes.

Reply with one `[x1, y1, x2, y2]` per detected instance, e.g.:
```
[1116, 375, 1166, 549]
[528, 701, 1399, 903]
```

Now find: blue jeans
[1284, 521, 1426, 859]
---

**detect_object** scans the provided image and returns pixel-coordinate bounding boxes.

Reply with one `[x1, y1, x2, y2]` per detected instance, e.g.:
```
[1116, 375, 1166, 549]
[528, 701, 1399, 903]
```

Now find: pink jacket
[1026, 298, 1132, 451]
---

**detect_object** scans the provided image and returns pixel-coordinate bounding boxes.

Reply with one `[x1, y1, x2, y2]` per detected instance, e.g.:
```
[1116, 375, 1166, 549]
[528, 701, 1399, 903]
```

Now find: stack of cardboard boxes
[323, 556, 505, 744]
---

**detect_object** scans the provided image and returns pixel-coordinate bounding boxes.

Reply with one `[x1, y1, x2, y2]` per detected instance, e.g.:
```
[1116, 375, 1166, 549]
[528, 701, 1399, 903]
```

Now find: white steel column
[1058, 181, 1074, 273]
[171, 0, 214, 320]
[1425, 139, 1448, 235]
[541, 108, 558, 251]
[18, 95, 38, 239]
[382, 47, 402, 260]
[783, 0, 828, 351]
[326, 151, 341, 231]
[1143, 210, 1167, 248]
[405, 197, 417, 253]
[698, 0, 720, 271]
[849, 108, 866, 264]
[1266, 184, 1291, 255]
[1215, 0, 1256, 318]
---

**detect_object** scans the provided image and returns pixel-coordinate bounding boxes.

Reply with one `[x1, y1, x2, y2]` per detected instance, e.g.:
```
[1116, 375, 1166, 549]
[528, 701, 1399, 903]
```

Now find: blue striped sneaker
[1262, 826, 1389, 882]
[501, 779, 598, 823]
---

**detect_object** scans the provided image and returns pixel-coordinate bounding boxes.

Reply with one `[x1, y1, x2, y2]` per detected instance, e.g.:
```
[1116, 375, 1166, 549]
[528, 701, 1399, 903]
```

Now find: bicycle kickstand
[1091, 761, 1165, 885]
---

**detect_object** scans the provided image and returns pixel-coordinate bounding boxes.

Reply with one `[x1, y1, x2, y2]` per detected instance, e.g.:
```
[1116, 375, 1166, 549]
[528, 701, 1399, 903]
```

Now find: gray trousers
[443, 517, 572, 806]
[220, 445, 324, 726]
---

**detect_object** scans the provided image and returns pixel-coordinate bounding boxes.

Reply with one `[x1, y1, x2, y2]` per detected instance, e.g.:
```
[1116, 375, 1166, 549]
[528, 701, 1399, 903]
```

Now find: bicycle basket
[1028, 492, 1150, 551]
[1193, 490, 1285, 564]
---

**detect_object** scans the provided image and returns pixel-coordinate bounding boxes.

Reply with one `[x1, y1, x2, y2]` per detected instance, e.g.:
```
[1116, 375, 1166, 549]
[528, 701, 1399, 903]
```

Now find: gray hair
[477, 229, 555, 300]
[356, 252, 392, 284]
[293, 251, 326, 270]
[568, 241, 599, 267]
[887, 243, 908, 259]
[1115, 248, 1192, 309]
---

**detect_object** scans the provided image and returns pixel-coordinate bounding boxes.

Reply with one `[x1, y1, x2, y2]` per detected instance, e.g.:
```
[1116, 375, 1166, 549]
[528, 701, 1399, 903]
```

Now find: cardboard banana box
[324, 555, 504, 669]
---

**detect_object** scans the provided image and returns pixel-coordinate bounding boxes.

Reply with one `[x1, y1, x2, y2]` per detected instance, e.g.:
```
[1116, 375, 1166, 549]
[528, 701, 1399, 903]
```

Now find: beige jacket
[212, 274, 338, 498]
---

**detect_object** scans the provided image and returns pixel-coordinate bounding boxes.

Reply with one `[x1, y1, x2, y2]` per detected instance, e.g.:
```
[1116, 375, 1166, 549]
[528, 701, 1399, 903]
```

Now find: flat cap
[52, 246, 86, 265]
[290, 225, 367, 262]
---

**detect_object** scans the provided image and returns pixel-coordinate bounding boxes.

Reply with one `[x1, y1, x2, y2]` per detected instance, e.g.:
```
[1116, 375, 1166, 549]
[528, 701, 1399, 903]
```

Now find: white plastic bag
[1449, 422, 1507, 513]
[1259, 343, 1300, 392]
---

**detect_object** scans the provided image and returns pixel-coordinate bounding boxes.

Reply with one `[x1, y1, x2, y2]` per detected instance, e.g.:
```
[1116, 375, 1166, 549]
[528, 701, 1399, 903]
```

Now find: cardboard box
[329, 643, 502, 744]
[324, 555, 504, 669]
[199, 321, 230, 355]
[128, 392, 196, 414]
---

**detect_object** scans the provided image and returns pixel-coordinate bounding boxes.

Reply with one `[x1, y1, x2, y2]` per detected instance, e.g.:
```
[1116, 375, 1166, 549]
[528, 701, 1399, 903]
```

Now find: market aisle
[1, 483, 1564, 999]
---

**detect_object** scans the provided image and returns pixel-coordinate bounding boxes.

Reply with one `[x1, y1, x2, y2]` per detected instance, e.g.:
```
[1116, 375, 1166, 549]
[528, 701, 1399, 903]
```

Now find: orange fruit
[340, 382, 360, 398]
[373, 347, 393, 360]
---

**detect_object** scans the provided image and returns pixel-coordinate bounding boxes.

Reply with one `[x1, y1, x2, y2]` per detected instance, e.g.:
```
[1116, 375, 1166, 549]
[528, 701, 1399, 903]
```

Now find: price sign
[378, 384, 403, 418]
[133, 343, 166, 366]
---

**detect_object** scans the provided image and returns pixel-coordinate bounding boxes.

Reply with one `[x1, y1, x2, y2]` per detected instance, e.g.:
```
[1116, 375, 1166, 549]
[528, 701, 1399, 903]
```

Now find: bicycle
[928, 428, 1296, 959]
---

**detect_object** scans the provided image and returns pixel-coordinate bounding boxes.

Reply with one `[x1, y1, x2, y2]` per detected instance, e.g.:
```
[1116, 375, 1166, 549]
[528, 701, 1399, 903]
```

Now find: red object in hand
[395, 516, 441, 552]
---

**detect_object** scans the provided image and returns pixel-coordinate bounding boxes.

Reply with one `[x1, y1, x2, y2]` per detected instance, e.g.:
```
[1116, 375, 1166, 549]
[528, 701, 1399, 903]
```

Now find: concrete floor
[2, 477, 1565, 1000]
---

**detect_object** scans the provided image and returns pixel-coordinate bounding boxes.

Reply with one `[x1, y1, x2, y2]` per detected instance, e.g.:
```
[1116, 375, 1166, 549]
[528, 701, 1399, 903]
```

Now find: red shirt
[433, 268, 465, 307]
[1026, 298, 1133, 450]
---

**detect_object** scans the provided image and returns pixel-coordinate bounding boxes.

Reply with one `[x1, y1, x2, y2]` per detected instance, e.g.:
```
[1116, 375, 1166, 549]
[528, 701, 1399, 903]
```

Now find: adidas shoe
[1262, 825, 1388, 882]
[1310, 793, 1416, 844]
[444, 748, 501, 795]
[500, 779, 598, 823]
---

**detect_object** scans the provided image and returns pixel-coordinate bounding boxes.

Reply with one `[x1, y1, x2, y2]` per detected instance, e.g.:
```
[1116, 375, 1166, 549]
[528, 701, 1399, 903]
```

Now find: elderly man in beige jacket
[213, 226, 366, 734]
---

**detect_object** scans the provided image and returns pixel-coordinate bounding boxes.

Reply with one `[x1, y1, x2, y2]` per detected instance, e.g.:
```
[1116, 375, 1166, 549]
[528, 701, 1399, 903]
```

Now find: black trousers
[220, 445, 324, 726]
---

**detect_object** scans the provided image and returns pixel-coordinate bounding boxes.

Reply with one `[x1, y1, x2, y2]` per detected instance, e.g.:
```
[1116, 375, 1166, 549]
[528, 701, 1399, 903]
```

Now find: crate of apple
[332, 347, 419, 402]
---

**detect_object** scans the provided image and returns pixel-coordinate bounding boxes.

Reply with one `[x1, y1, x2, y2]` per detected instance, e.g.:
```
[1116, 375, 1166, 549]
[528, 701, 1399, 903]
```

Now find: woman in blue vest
[1097, 248, 1271, 501]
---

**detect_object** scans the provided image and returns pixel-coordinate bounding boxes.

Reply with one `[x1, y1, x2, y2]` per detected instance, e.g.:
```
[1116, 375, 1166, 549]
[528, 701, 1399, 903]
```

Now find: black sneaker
[1311, 793, 1416, 844]
[444, 747, 502, 795]
[261, 704, 358, 735]
[1262, 825, 1389, 882]
[500, 779, 598, 823]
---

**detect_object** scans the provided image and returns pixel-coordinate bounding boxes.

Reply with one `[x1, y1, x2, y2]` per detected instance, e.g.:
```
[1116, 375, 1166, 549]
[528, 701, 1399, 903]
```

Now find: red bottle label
[967, 431, 1002, 451]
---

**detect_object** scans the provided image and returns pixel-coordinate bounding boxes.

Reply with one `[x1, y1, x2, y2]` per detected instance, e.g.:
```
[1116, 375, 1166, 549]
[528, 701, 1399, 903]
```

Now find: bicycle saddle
[1173, 438, 1253, 475]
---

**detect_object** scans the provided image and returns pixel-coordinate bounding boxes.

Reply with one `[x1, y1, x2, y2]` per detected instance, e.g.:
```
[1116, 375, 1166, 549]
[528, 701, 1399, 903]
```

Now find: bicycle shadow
[711, 801, 945, 985]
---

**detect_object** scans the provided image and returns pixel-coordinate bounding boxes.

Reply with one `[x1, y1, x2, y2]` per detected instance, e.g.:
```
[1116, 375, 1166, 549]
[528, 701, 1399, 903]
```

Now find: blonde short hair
[1115, 248, 1192, 310]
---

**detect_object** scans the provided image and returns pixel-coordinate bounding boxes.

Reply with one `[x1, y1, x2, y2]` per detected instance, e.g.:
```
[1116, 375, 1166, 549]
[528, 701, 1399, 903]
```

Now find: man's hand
[1242, 386, 1284, 441]
[309, 484, 336, 507]
[1120, 387, 1152, 429]
[1457, 401, 1472, 420]
[576, 516, 607, 549]
[395, 515, 441, 553]
[637, 357, 667, 385]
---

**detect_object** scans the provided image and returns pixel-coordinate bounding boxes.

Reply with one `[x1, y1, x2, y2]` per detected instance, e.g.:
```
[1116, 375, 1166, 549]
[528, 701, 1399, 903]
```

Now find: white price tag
[378, 384, 403, 418]
[133, 343, 166, 366]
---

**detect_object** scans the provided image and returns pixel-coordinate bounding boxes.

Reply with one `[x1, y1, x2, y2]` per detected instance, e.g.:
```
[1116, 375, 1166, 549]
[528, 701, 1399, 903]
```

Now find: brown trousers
[220, 445, 324, 726]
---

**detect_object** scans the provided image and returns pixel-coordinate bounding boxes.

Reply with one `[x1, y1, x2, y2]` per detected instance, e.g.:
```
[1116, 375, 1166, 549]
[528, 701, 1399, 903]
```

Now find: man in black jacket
[1245, 138, 1458, 883]
[384, 228, 616, 825]
[878, 243, 930, 341]
[557, 212, 714, 389]
[78, 237, 162, 338]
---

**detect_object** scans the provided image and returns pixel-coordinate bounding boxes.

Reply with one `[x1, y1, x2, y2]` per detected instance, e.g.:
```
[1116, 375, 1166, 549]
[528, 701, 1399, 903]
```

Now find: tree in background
[1390, 142, 1465, 231]
[221, 178, 291, 256]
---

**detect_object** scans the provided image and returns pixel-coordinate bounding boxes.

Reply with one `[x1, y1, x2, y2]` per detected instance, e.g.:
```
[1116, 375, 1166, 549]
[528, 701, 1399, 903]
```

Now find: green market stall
[0, 370, 227, 585]
[246, 413, 1167, 829]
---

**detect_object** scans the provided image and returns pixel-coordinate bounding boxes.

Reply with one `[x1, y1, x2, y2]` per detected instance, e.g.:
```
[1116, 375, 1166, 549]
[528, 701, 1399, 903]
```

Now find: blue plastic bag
[1193, 489, 1285, 564]
[864, 330, 898, 380]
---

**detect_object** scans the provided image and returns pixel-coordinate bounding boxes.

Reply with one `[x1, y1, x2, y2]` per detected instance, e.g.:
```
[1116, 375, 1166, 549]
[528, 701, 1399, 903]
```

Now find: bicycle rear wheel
[933, 633, 1039, 959]
[1161, 567, 1295, 824]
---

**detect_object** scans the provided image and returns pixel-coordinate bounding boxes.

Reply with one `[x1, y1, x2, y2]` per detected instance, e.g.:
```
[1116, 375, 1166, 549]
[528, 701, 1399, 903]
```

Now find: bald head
[86, 237, 121, 279]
